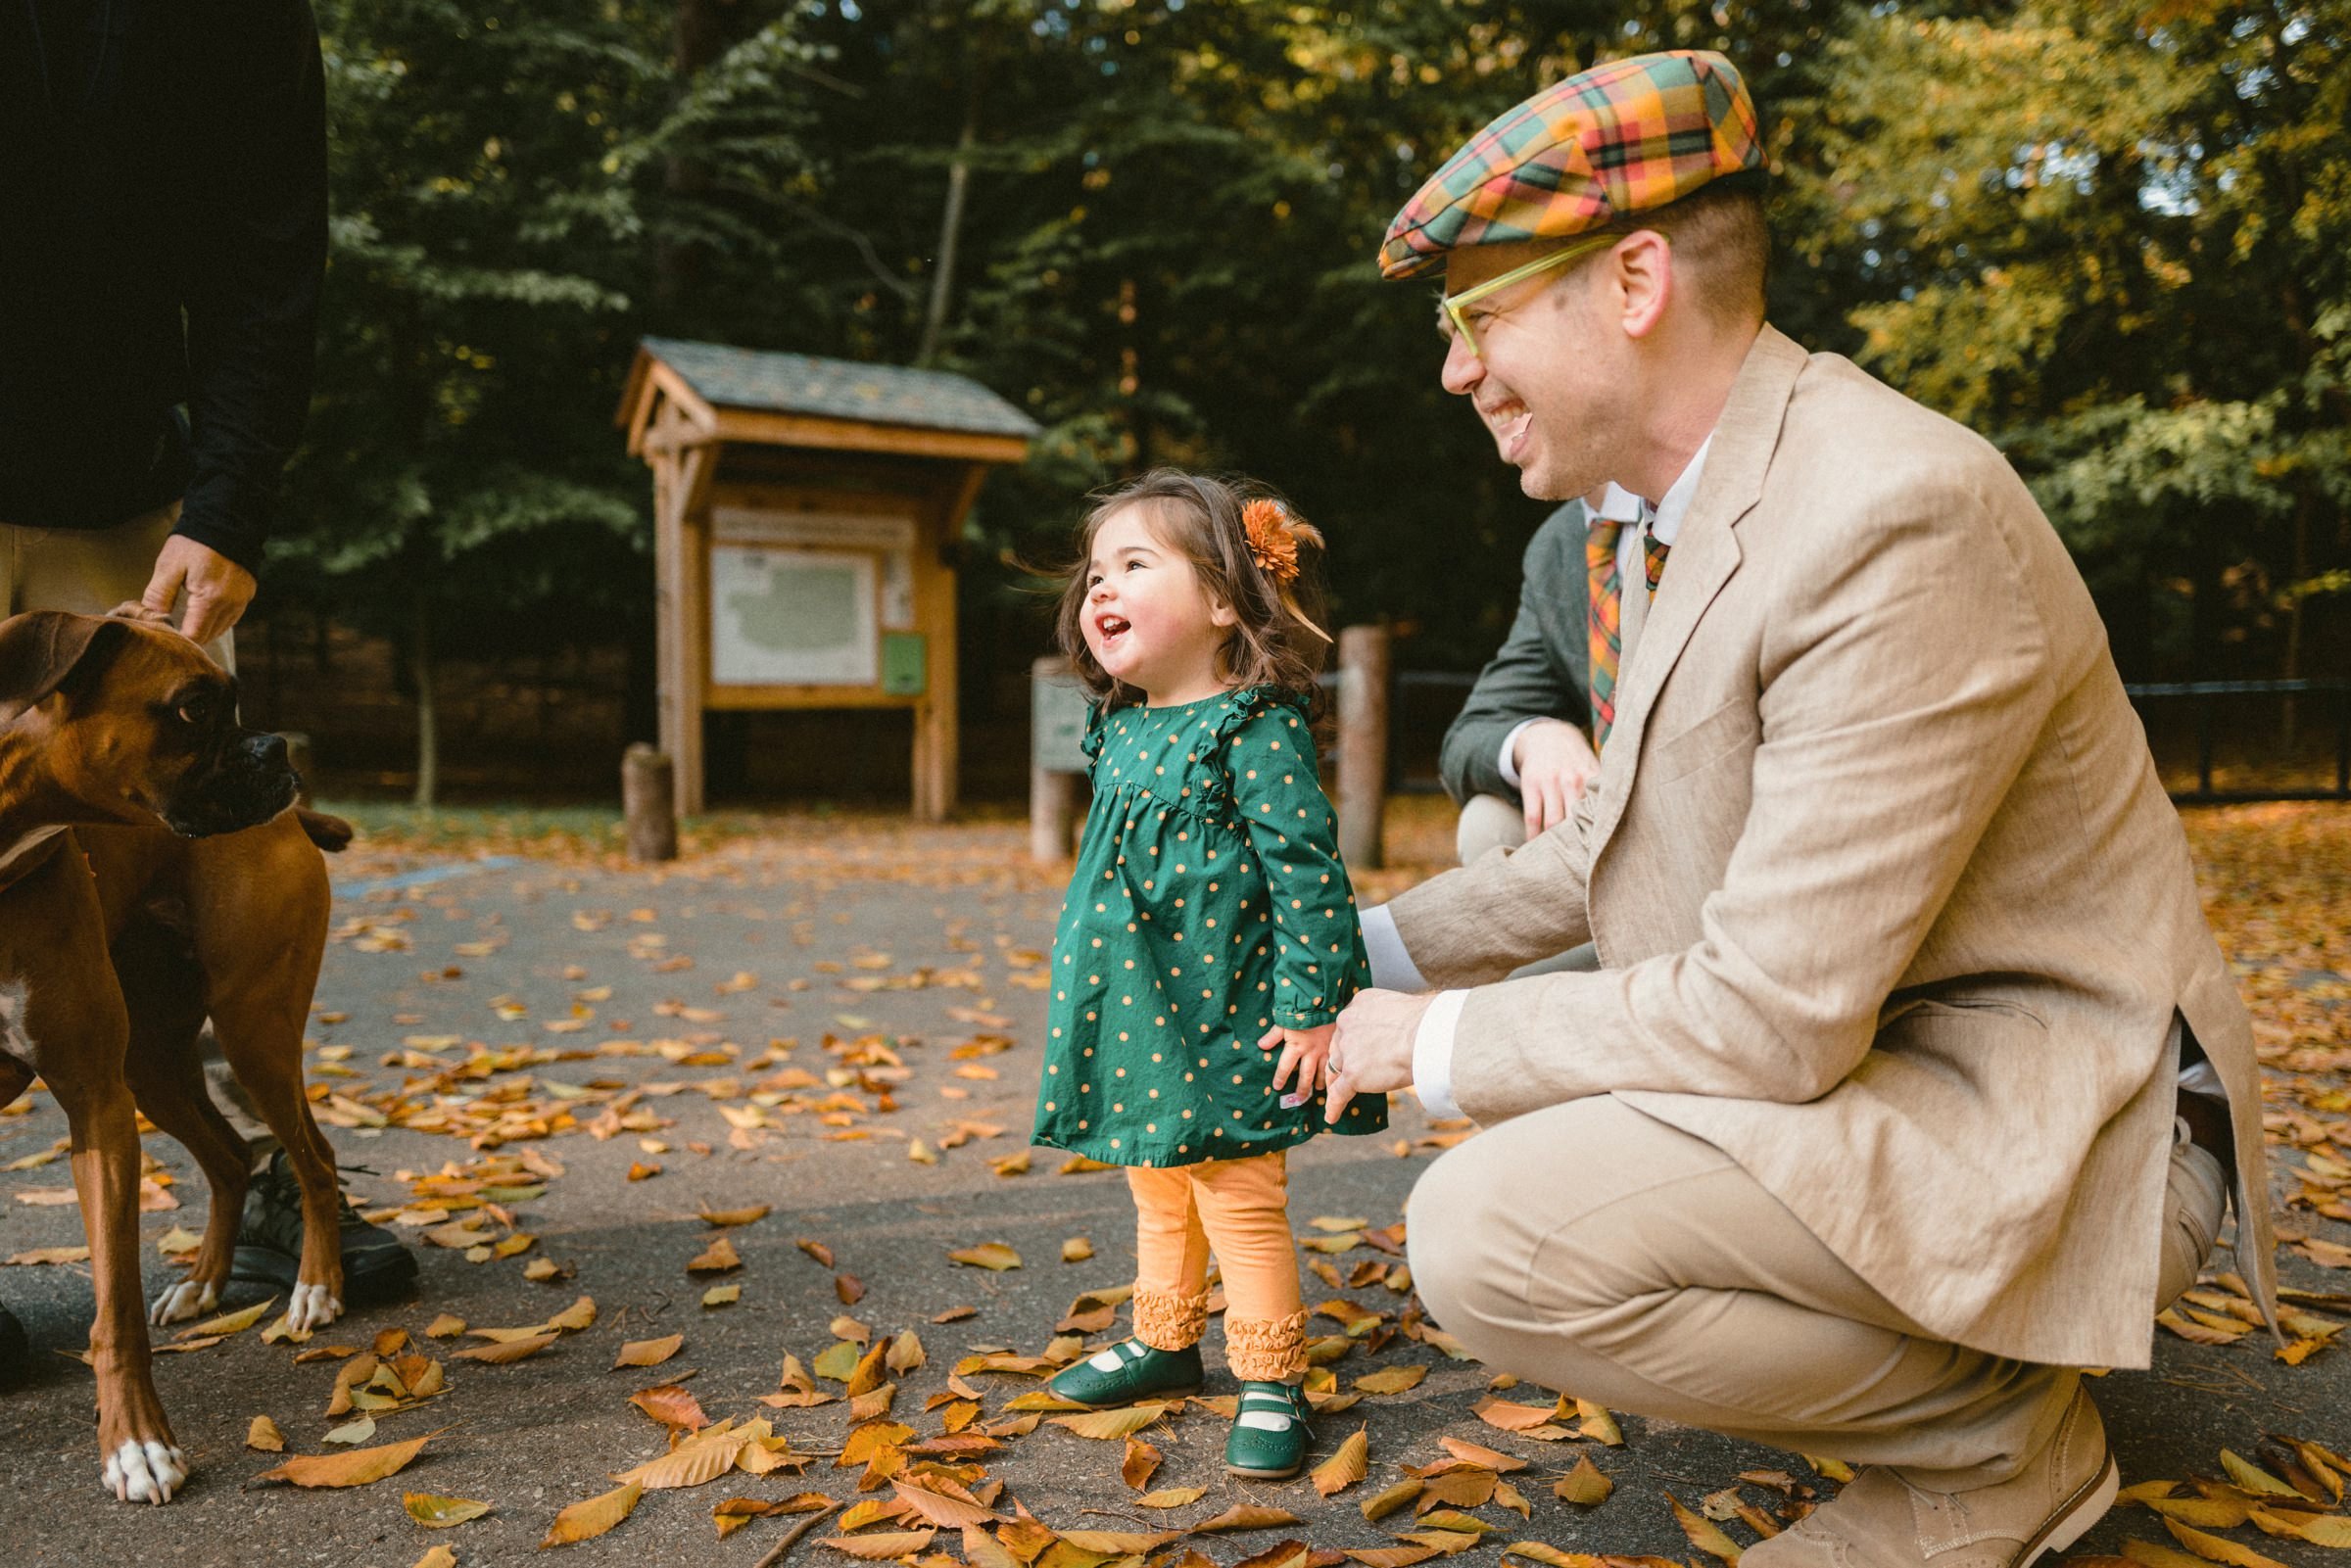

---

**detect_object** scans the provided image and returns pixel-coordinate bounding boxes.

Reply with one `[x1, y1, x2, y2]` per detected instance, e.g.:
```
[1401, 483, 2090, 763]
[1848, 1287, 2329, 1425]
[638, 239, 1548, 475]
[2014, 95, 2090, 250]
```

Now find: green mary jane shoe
[1224, 1381, 1313, 1478]
[1048, 1338, 1204, 1408]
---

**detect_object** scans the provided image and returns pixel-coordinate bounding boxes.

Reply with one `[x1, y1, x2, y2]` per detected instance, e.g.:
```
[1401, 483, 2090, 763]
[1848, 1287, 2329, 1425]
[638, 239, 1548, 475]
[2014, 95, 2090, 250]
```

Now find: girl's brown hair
[1053, 468, 1331, 715]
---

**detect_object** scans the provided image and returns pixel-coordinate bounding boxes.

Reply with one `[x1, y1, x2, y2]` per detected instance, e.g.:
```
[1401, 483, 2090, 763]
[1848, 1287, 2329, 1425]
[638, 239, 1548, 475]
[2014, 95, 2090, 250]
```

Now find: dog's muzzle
[162, 732, 301, 838]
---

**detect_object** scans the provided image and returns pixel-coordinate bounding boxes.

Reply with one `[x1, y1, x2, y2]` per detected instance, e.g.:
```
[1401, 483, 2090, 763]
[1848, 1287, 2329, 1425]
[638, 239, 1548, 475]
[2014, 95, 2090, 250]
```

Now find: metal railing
[1371, 672, 2351, 805]
[2121, 678, 2350, 803]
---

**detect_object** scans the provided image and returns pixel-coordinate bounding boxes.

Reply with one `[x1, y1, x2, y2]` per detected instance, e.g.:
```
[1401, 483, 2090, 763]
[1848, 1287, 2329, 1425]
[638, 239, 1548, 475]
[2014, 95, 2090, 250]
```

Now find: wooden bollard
[1337, 624, 1389, 871]
[622, 742, 679, 863]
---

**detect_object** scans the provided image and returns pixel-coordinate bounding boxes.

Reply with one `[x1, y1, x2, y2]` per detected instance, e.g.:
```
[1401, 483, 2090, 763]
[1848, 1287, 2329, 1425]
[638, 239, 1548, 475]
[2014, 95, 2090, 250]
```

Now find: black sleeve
[170, 0, 328, 571]
[1437, 506, 1593, 805]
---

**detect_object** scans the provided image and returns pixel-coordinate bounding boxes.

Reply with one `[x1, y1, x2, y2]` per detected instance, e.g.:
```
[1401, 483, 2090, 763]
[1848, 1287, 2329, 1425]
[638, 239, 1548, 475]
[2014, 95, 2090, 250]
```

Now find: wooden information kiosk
[617, 338, 1036, 819]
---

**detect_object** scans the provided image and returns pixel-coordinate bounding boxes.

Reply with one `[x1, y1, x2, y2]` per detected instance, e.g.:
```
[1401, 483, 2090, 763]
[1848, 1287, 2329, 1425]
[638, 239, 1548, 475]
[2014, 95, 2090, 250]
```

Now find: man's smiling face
[1438, 238, 1626, 503]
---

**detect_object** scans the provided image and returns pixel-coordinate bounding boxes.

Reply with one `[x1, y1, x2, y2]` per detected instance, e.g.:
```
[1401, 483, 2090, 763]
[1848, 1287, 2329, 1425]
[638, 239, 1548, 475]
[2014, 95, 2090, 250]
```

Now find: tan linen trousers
[1409, 1094, 2224, 1491]
[0, 502, 233, 670]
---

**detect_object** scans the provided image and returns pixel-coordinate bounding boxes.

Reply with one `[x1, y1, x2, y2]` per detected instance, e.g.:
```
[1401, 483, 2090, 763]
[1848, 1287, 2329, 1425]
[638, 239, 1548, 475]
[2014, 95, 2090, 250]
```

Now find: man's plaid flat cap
[1379, 50, 1764, 281]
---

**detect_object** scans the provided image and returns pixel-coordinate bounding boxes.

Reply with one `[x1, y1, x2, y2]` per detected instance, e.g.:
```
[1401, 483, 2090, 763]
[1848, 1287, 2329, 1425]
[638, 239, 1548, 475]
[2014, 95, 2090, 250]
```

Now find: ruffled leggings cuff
[1131, 1283, 1211, 1351]
[1223, 1307, 1310, 1382]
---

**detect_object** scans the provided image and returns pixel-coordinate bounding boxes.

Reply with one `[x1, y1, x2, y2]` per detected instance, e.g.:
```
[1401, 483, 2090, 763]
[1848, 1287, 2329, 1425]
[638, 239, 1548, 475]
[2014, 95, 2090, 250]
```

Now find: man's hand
[1322, 988, 1433, 1124]
[1512, 718, 1600, 837]
[141, 536, 257, 647]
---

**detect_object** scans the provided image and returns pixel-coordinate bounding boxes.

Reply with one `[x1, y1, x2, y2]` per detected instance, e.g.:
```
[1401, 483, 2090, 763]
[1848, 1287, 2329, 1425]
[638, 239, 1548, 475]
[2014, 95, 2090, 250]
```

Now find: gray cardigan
[1438, 499, 1594, 805]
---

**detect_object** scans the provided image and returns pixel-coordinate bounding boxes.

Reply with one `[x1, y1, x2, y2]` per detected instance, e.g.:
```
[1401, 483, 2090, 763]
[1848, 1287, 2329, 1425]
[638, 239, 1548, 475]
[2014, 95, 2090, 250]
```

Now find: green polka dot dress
[1032, 687, 1386, 1167]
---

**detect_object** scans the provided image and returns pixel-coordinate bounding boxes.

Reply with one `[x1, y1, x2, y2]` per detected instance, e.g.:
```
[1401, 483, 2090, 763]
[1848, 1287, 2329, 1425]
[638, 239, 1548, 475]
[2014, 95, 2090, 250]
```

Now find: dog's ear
[0, 611, 133, 723]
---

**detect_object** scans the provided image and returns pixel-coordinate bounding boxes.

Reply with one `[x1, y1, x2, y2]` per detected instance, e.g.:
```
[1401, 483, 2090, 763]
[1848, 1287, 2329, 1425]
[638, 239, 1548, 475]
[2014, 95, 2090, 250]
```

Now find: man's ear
[1614, 228, 1674, 340]
[0, 611, 131, 724]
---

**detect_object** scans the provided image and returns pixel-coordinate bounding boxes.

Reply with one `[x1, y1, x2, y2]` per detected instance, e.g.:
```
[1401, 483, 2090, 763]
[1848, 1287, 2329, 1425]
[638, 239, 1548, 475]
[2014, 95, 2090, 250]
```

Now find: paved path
[1, 818, 2346, 1566]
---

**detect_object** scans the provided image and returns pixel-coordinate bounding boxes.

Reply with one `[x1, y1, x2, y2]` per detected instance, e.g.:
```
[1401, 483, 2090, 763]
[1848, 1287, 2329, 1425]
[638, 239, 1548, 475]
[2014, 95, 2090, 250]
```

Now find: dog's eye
[175, 702, 207, 728]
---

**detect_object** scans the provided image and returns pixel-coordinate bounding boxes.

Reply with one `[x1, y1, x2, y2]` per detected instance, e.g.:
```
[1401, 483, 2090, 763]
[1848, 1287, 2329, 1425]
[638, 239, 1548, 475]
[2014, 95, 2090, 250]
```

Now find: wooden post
[623, 742, 679, 862]
[1337, 624, 1389, 871]
[651, 419, 715, 816]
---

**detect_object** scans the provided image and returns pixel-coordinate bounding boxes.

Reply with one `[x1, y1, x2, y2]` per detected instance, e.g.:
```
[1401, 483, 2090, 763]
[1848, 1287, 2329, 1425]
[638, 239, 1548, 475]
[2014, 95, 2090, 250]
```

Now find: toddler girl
[1031, 468, 1386, 1480]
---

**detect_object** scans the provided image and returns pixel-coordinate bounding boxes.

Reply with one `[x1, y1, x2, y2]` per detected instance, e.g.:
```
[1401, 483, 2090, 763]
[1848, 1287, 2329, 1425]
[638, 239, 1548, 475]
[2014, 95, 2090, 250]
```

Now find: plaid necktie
[1586, 513, 1672, 751]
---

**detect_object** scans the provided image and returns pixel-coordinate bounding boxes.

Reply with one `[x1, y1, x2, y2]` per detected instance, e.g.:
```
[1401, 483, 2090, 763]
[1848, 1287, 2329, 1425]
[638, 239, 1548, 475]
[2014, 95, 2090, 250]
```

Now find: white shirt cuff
[2172, 1013, 2227, 1105]
[1497, 718, 1541, 791]
[1413, 989, 1468, 1120]
[1360, 904, 1427, 992]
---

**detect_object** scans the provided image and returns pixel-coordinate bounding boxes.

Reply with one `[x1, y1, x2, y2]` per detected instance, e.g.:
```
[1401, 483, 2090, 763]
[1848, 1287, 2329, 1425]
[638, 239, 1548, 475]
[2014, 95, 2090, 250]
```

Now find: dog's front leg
[57, 1068, 187, 1502]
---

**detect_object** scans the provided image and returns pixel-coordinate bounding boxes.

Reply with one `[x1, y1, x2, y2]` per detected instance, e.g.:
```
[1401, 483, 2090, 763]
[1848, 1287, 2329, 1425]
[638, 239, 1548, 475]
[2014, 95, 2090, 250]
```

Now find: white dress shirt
[1364, 441, 1713, 1117]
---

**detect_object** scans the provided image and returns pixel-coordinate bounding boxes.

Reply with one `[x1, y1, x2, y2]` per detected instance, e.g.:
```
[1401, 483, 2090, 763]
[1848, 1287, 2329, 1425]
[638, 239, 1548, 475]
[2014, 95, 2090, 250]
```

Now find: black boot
[0, 1298, 26, 1390]
[230, 1152, 419, 1303]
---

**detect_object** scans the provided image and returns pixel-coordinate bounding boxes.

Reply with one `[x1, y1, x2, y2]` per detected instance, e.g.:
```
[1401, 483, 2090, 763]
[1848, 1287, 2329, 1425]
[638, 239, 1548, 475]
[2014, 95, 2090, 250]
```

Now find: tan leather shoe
[1747, 1388, 2117, 1566]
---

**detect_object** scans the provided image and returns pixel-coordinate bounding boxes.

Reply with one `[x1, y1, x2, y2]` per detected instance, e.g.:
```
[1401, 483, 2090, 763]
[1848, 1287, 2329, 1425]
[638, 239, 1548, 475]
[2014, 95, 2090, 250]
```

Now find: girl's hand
[1264, 1022, 1335, 1108]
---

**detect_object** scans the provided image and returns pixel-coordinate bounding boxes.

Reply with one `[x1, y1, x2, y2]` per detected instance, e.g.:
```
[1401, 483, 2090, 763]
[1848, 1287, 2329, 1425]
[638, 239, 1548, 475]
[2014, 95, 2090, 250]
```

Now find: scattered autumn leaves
[2, 806, 2342, 1567]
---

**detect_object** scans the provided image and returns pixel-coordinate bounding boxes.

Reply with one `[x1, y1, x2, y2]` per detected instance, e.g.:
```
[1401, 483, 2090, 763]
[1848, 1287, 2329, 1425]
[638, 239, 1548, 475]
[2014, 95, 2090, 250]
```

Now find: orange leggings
[1126, 1152, 1307, 1381]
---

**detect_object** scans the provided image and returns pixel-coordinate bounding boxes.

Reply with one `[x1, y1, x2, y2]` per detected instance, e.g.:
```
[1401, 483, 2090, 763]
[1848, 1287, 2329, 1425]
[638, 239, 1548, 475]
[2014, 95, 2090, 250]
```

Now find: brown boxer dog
[0, 609, 350, 1503]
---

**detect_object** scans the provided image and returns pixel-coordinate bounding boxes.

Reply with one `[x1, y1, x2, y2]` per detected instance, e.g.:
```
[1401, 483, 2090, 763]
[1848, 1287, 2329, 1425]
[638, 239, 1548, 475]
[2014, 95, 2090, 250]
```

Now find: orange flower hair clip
[1241, 499, 1302, 586]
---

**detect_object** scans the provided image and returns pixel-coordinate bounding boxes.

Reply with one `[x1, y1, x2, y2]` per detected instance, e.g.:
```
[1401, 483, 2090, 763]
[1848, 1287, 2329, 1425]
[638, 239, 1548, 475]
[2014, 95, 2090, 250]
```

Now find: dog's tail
[297, 807, 355, 854]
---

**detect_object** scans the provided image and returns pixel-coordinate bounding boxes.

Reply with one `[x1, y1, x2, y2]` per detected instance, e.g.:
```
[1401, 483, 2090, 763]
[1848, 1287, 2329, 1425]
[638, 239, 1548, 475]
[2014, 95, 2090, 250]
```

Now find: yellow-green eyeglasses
[1439, 234, 1618, 358]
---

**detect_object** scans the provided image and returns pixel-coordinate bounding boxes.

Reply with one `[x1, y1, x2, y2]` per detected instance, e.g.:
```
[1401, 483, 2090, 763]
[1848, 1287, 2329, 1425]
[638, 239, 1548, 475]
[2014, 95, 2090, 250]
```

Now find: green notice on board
[882, 633, 927, 695]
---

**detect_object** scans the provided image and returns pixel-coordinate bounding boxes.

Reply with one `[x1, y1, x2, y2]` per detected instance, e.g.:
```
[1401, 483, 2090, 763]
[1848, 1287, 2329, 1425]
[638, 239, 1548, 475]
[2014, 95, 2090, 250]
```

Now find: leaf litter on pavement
[6, 809, 2343, 1560]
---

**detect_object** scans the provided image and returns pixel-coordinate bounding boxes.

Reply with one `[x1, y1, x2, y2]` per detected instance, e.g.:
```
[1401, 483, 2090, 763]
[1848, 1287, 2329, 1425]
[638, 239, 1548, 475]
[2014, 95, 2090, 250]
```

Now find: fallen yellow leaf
[254, 1433, 431, 1489]
[546, 1297, 597, 1334]
[611, 1419, 747, 1490]
[613, 1334, 684, 1368]
[542, 1480, 643, 1546]
[3, 1246, 89, 1266]
[687, 1235, 742, 1273]
[1311, 1426, 1368, 1497]
[1049, 1403, 1171, 1441]
[818, 1531, 938, 1559]
[1554, 1455, 1611, 1507]
[404, 1493, 492, 1528]
[1190, 1503, 1303, 1533]
[1671, 1495, 1743, 1564]
[947, 1243, 1022, 1271]
[1355, 1365, 1427, 1395]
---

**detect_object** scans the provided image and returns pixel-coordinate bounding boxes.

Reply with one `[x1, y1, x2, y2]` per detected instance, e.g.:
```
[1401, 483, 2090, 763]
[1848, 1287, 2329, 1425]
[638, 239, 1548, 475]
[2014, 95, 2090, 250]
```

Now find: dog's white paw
[148, 1279, 218, 1327]
[102, 1440, 188, 1504]
[287, 1281, 342, 1332]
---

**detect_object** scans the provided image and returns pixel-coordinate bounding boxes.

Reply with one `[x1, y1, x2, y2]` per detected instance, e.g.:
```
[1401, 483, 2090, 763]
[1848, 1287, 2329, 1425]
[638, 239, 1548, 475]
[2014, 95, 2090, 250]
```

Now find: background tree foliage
[274, 0, 2347, 801]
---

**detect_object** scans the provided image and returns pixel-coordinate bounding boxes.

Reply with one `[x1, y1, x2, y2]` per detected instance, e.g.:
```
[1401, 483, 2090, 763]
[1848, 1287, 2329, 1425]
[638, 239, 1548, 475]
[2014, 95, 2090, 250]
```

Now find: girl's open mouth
[1095, 613, 1130, 646]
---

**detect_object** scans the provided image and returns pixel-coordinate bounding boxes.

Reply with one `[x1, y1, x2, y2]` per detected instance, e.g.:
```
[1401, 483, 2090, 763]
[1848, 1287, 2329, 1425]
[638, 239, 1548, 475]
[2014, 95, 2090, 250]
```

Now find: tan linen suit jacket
[1388, 324, 2276, 1371]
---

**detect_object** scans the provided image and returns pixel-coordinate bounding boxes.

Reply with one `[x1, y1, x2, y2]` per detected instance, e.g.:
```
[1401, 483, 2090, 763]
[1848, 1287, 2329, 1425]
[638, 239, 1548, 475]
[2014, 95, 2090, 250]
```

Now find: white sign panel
[711, 508, 918, 630]
[709, 546, 878, 687]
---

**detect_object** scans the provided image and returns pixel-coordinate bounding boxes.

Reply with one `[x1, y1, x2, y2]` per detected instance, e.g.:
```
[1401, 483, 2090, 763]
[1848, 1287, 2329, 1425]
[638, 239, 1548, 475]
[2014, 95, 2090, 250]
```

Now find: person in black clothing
[0, 0, 414, 1387]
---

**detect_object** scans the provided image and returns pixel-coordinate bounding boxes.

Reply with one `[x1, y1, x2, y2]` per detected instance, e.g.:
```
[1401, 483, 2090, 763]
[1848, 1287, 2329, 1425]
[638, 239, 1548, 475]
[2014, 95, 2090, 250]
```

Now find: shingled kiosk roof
[636, 337, 1039, 441]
